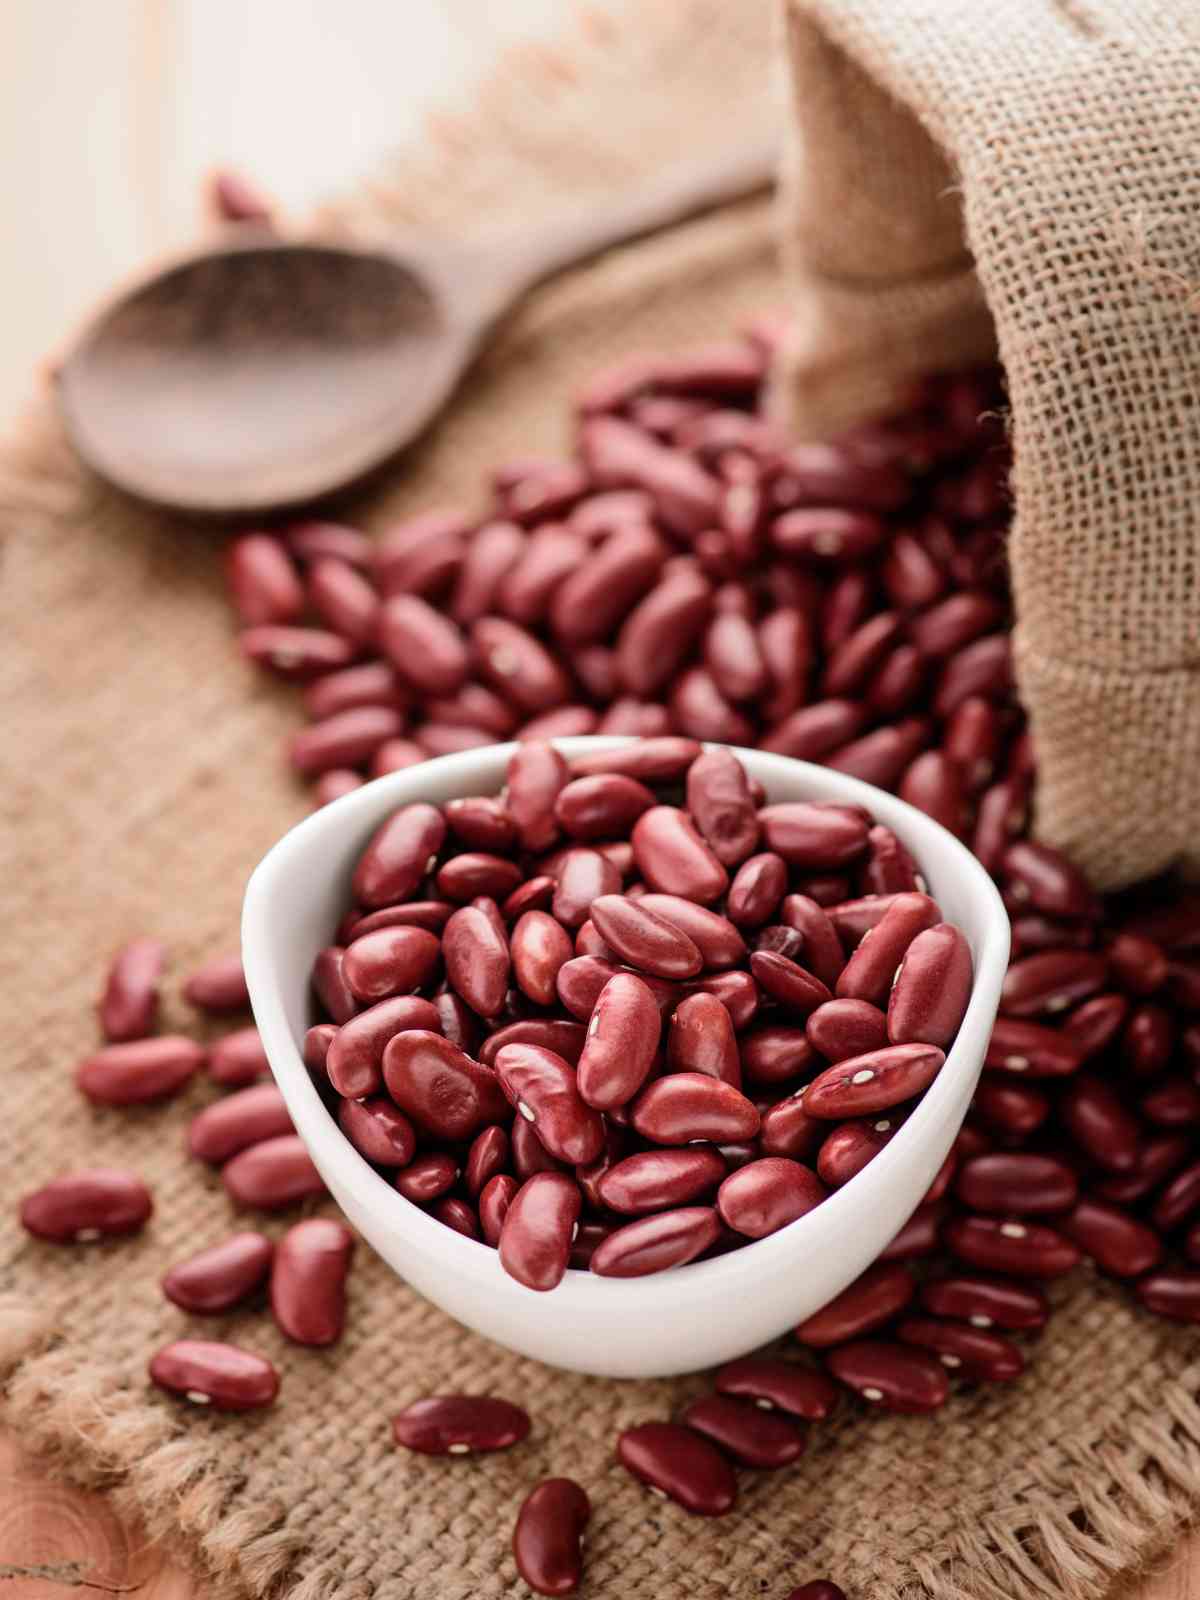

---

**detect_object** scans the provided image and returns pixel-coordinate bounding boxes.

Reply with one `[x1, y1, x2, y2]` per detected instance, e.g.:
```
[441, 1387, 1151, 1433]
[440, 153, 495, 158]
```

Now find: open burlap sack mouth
[3, 3, 1200, 1598]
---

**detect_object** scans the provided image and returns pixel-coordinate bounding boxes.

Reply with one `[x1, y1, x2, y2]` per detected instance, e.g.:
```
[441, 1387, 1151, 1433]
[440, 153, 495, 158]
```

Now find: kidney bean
[302, 661, 408, 722]
[1058, 1074, 1140, 1173]
[786, 1584, 847, 1600]
[922, 1150, 964, 1205]
[1063, 991, 1130, 1058]
[685, 969, 759, 1031]
[617, 1420, 736, 1516]
[717, 1158, 825, 1239]
[184, 953, 249, 1013]
[270, 1217, 354, 1347]
[495, 1044, 604, 1166]
[804, 1043, 944, 1119]
[1151, 1160, 1200, 1231]
[314, 770, 366, 806]
[888, 923, 973, 1050]
[1000, 950, 1109, 1018]
[442, 905, 510, 1018]
[1141, 1076, 1200, 1127]
[898, 751, 966, 835]
[98, 937, 165, 1043]
[352, 803, 446, 911]
[759, 1092, 824, 1161]
[225, 533, 305, 626]
[392, 1393, 531, 1457]
[326, 994, 441, 1099]
[150, 1340, 279, 1411]
[1009, 914, 1095, 958]
[472, 616, 571, 713]
[749, 951, 832, 1017]
[21, 1167, 152, 1244]
[341, 926, 440, 1004]
[973, 1078, 1051, 1138]
[449, 519, 526, 625]
[771, 505, 887, 564]
[594, 1147, 723, 1215]
[955, 1153, 1077, 1216]
[631, 806, 728, 905]
[333, 1096, 415, 1169]
[632, 1073, 759, 1145]
[503, 912, 571, 1009]
[480, 1025, 585, 1076]
[496, 526, 586, 625]
[590, 1204, 721, 1277]
[555, 956, 623, 1021]
[919, 1272, 1048, 1332]
[1122, 1003, 1175, 1079]
[680, 1394, 805, 1470]
[205, 1026, 269, 1087]
[897, 1316, 1023, 1380]
[77, 1036, 205, 1107]
[945, 1215, 1081, 1278]
[438, 802, 515, 859]
[241, 624, 356, 679]
[549, 775, 653, 844]
[983, 1018, 1083, 1079]
[304, 557, 380, 647]
[724, 854, 785, 930]
[187, 1084, 292, 1166]
[371, 739, 427, 775]
[586, 895, 701, 980]
[834, 893, 940, 1007]
[940, 696, 1002, 791]
[425, 684, 517, 742]
[702, 610, 768, 704]
[221, 1135, 324, 1210]
[1056, 1197, 1162, 1278]
[971, 775, 1029, 875]
[373, 510, 468, 593]
[825, 1338, 948, 1412]
[793, 1262, 915, 1347]
[311, 946, 357, 1025]
[471, 1173, 517, 1246]
[394, 1153, 460, 1204]
[382, 1030, 508, 1142]
[805, 1000, 889, 1066]
[675, 754, 759, 874]
[513, 1477, 590, 1597]
[1097, 1131, 1192, 1205]
[711, 1359, 836, 1423]
[755, 805, 867, 875]
[511, 1114, 567, 1180]
[497, 745, 564, 856]
[1135, 1271, 1200, 1323]
[880, 1201, 948, 1261]
[668, 993, 741, 1087]
[418, 724, 494, 755]
[932, 633, 1012, 718]
[432, 854, 520, 907]
[1003, 840, 1098, 922]
[549, 525, 665, 648]
[498, 1172, 581, 1291]
[162, 1231, 274, 1315]
[633, 900, 744, 976]
[552, 849, 623, 930]
[303, 1024, 335, 1079]
[734, 1028, 810, 1090]
[825, 718, 931, 789]
[453, 1126, 508, 1201]
[816, 1115, 900, 1186]
[376, 595, 468, 696]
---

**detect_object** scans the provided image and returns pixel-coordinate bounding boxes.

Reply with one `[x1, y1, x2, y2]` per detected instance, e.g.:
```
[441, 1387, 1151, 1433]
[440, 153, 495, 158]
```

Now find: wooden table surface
[0, 1430, 1195, 1598]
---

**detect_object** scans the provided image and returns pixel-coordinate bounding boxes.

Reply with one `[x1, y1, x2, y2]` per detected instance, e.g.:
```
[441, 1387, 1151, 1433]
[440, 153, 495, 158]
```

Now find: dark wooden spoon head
[56, 242, 475, 515]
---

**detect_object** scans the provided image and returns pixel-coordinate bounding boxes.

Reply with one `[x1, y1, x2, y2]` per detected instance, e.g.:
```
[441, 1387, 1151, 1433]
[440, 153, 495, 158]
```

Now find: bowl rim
[242, 736, 1010, 1302]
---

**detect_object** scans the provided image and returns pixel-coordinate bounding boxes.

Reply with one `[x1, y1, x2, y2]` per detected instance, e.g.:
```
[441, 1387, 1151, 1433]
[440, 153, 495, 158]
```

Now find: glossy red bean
[973, 1078, 1051, 1138]
[326, 993, 442, 1100]
[806, 999, 889, 1064]
[757, 802, 869, 870]
[98, 937, 165, 1042]
[617, 1420, 736, 1515]
[291, 705, 404, 777]
[1107, 932, 1169, 996]
[183, 953, 249, 1013]
[679, 752, 758, 870]
[955, 1152, 1077, 1216]
[749, 951, 832, 1017]
[352, 803, 446, 910]
[632, 1072, 759, 1145]
[589, 895, 703, 979]
[590, 1206, 721, 1277]
[208, 1027, 270, 1087]
[738, 1026, 815, 1087]
[941, 696, 1002, 789]
[825, 718, 931, 788]
[150, 1340, 279, 1411]
[342, 925, 440, 1003]
[717, 1158, 825, 1238]
[638, 897, 747, 973]
[76, 1035, 205, 1107]
[897, 1316, 1024, 1380]
[826, 1339, 948, 1413]
[393, 1393, 531, 1455]
[552, 848, 623, 929]
[270, 1218, 354, 1346]
[945, 1215, 1081, 1277]
[507, 911, 573, 1009]
[311, 945, 357, 1024]
[381, 1029, 507, 1140]
[685, 968, 759, 1031]
[804, 1043, 944, 1118]
[971, 775, 1029, 874]
[437, 853, 523, 904]
[834, 892, 939, 1006]
[222, 1135, 325, 1210]
[714, 1357, 838, 1420]
[450, 519, 526, 624]
[303, 1024, 335, 1078]
[1123, 1004, 1175, 1078]
[241, 624, 355, 679]
[188, 1084, 293, 1165]
[681, 1394, 805, 1469]
[513, 1477, 591, 1597]
[631, 805, 728, 905]
[816, 1115, 900, 1187]
[1135, 1272, 1200, 1323]
[1000, 951, 1109, 1018]
[377, 595, 468, 695]
[888, 923, 974, 1049]
[760, 1093, 824, 1160]
[597, 1148, 725, 1215]
[792, 1263, 915, 1347]
[1096, 1131, 1192, 1205]
[919, 1272, 1048, 1331]
[1061, 991, 1129, 1057]
[551, 774, 654, 842]
[497, 526, 586, 623]
[1151, 1160, 1200, 1231]
[509, 1114, 565, 1180]
[668, 993, 741, 1086]
[1059, 1197, 1162, 1277]
[1003, 840, 1098, 922]
[225, 533, 304, 626]
[162, 1232, 274, 1314]
[498, 1172, 581, 1291]
[477, 1173, 519, 1246]
[495, 1044, 604, 1165]
[337, 1096, 417, 1168]
[394, 1153, 459, 1205]
[303, 661, 408, 722]
[983, 1018, 1083, 1078]
[724, 854, 786, 930]
[880, 1201, 949, 1261]
[1140, 1075, 1200, 1128]
[472, 616, 571, 712]
[21, 1168, 152, 1244]
[1058, 1074, 1141, 1172]
[442, 905, 511, 1018]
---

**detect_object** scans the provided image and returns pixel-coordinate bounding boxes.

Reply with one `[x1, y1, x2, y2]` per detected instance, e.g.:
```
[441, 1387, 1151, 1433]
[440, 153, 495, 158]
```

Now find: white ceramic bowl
[242, 737, 1009, 1379]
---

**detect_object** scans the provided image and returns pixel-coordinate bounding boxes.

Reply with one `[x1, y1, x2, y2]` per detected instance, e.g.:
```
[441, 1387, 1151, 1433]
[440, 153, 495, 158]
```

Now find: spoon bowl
[241, 737, 1010, 1379]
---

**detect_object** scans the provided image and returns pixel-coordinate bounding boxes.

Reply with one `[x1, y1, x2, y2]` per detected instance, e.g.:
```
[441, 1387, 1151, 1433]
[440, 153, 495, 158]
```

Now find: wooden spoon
[55, 142, 772, 516]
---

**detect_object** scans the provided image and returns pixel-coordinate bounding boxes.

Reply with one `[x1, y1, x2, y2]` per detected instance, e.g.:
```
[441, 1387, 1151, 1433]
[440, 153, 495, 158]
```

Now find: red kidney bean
[326, 994, 441, 1099]
[984, 1018, 1084, 1078]
[382, 1030, 509, 1141]
[442, 905, 510, 1018]
[898, 751, 966, 835]
[373, 509, 468, 592]
[772, 506, 888, 564]
[21, 1168, 152, 1243]
[1003, 840, 1098, 921]
[422, 722, 504, 758]
[510, 1114, 566, 1180]
[717, 1158, 825, 1238]
[1135, 1272, 1200, 1323]
[457, 1125, 508, 1199]
[793, 1262, 915, 1347]
[804, 1043, 944, 1118]
[312, 945, 357, 1024]
[395, 1153, 460, 1204]
[973, 1078, 1051, 1138]
[371, 739, 427, 775]
[502, 741, 567, 853]
[569, 737, 700, 782]
[303, 1024, 335, 1078]
[726, 853, 787, 929]
[1009, 914, 1095, 957]
[597, 1148, 725, 1214]
[955, 1153, 1077, 1216]
[882, 530, 946, 610]
[393, 1393, 531, 1455]
[495, 1044, 604, 1165]
[686, 968, 759, 1031]
[760, 1092, 824, 1161]
[1058, 1197, 1162, 1278]
[1140, 1075, 1200, 1128]
[98, 937, 165, 1043]
[306, 557, 380, 646]
[1000, 951, 1109, 1018]
[589, 894, 703, 980]
[314, 770, 366, 806]
[941, 696, 1002, 790]
[828, 896, 904, 947]
[337, 1096, 417, 1168]
[971, 775, 1029, 875]
[1063, 991, 1130, 1058]
[225, 533, 305, 626]
[450, 520, 526, 625]
[919, 1272, 1048, 1332]
[945, 1215, 1081, 1277]
[590, 1205, 721, 1277]
[1123, 1004, 1175, 1078]
[786, 1583, 847, 1600]
[552, 848, 623, 929]
[757, 802, 868, 871]
[352, 803, 446, 910]
[704, 610, 769, 702]
[835, 893, 940, 1006]
[481, 1025, 587, 1075]
[806, 1000, 889, 1064]
[270, 1217, 354, 1346]
[499, 1172, 581, 1291]
[816, 1115, 900, 1187]
[1107, 932, 1169, 995]
[444, 797, 517, 855]
[932, 632, 1011, 717]
[888, 923, 973, 1048]
[668, 993, 741, 1086]
[773, 898, 843, 991]
[241, 624, 356, 679]
[715, 1357, 838, 1420]
[478, 1173, 519, 1245]
[825, 718, 932, 788]
[505, 911, 572, 1008]
[342, 925, 440, 1004]
[150, 1340, 279, 1411]
[377, 595, 468, 695]
[632, 1073, 759, 1145]
[222, 1136, 325, 1210]
[77, 1036, 205, 1107]
[634, 898, 744, 974]
[617, 1421, 736, 1516]
[1058, 1074, 1140, 1172]
[672, 662, 757, 744]
[350, 901, 453, 939]
[162, 1232, 274, 1314]
[207, 1026, 270, 1087]
[1151, 1160, 1200, 1231]
[880, 1201, 948, 1261]
[303, 661, 409, 722]
[513, 1477, 591, 1597]
[473, 616, 571, 712]
[749, 951, 832, 1017]
[502, 877, 556, 923]
[681, 1394, 805, 1469]
[436, 854, 522, 904]
[552, 774, 655, 842]
[1096, 1131, 1192, 1205]
[556, 956, 624, 1021]
[497, 526, 587, 624]
[679, 752, 758, 871]
[188, 1084, 293, 1165]
[183, 953, 249, 1013]
[741, 1025, 817, 1085]
[825, 1339, 948, 1413]
[580, 413, 721, 532]
[897, 1316, 1023, 1380]
[550, 524, 665, 645]
[631, 806, 728, 905]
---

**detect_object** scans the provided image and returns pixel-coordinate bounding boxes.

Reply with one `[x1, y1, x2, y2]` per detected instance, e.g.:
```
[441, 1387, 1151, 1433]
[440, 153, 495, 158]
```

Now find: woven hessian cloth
[777, 0, 1200, 893]
[3, 4, 1200, 1597]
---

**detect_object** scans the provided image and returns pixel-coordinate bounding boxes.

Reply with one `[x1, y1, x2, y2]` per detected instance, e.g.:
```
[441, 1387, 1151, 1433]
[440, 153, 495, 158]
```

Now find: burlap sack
[3, 4, 1200, 1598]
[776, 0, 1200, 894]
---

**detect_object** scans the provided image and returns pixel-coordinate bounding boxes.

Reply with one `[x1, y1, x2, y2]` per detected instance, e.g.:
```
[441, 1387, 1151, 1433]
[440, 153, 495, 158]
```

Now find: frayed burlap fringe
[4, 2, 1200, 1596]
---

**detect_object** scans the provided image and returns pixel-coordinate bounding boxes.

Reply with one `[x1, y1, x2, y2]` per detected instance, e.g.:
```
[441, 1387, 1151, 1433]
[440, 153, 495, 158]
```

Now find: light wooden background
[2, 3, 1197, 1596]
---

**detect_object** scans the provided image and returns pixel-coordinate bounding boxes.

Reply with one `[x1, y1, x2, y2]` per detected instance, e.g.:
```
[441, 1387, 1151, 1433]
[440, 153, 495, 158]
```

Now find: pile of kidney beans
[311, 738, 973, 1290]
[16, 334, 1200, 1599]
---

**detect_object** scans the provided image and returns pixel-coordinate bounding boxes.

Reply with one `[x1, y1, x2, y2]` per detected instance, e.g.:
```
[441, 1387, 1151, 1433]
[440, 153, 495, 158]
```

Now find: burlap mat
[3, 4, 1200, 1597]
